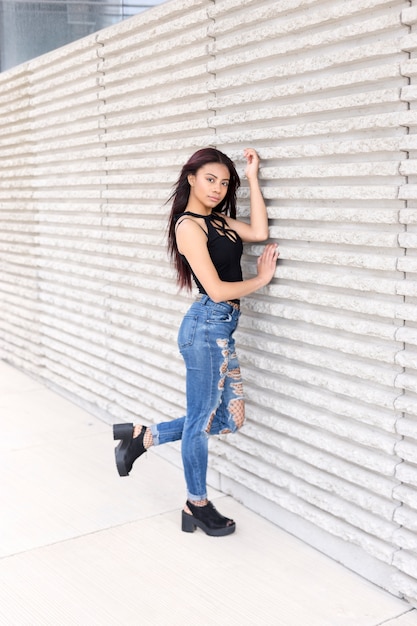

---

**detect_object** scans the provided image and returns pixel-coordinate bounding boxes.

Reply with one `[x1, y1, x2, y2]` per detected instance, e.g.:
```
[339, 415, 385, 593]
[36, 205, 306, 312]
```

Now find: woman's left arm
[225, 148, 269, 243]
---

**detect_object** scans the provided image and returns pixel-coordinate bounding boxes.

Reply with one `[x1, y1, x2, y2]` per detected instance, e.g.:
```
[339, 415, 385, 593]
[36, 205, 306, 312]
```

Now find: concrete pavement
[0, 360, 416, 626]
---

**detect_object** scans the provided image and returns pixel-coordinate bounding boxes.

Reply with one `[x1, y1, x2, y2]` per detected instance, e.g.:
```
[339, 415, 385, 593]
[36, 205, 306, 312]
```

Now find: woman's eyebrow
[206, 172, 230, 181]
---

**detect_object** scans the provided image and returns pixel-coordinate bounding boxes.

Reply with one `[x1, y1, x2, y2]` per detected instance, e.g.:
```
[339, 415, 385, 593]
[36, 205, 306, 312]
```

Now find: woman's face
[187, 162, 230, 212]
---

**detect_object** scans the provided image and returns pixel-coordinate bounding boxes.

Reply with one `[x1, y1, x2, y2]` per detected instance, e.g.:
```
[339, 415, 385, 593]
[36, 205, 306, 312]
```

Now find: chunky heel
[181, 510, 197, 533]
[113, 423, 134, 441]
[112, 423, 147, 477]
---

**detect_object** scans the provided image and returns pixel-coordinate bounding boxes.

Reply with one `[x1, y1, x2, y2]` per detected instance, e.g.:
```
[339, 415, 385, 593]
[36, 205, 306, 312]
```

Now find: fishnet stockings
[184, 498, 208, 514]
[133, 425, 153, 449]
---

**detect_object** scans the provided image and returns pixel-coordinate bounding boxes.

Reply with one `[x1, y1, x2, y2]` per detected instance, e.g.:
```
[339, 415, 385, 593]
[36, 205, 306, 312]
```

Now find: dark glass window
[0, 0, 167, 71]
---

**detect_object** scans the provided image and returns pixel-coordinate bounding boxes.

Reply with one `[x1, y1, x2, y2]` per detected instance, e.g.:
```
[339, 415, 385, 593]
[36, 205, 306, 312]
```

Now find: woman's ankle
[143, 428, 153, 449]
[185, 498, 208, 513]
[190, 498, 208, 506]
[133, 425, 153, 449]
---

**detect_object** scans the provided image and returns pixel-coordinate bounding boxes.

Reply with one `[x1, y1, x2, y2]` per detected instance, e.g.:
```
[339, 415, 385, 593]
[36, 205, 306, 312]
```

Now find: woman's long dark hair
[167, 147, 240, 291]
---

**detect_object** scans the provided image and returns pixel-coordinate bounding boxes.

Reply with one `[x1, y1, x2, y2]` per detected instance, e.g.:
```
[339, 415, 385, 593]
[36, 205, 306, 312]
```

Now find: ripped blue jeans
[150, 295, 244, 501]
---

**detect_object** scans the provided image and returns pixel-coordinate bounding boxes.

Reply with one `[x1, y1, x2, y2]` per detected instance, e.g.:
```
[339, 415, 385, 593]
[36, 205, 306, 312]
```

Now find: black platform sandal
[181, 500, 236, 536]
[113, 423, 147, 476]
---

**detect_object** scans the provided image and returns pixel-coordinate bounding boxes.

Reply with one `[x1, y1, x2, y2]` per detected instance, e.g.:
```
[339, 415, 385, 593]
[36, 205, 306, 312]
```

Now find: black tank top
[176, 211, 243, 295]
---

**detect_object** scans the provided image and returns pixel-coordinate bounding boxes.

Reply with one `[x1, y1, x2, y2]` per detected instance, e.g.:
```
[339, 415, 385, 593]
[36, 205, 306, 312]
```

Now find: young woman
[113, 147, 278, 536]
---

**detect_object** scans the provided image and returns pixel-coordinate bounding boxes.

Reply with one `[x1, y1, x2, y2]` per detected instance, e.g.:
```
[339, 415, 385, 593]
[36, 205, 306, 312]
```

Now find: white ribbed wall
[1, 0, 417, 604]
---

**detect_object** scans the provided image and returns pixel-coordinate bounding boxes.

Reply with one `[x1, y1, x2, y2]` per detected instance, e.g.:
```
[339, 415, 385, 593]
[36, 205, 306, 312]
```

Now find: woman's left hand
[244, 148, 260, 180]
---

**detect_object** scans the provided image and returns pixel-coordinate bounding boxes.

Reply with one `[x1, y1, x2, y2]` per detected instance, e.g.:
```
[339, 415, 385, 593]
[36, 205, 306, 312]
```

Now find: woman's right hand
[257, 243, 279, 286]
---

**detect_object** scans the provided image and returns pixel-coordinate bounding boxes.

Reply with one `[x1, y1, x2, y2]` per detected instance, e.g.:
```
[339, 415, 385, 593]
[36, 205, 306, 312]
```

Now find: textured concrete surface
[0, 360, 416, 626]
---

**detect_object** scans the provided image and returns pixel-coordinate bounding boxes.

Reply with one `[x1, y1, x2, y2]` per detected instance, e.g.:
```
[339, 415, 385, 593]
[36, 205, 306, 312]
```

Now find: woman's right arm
[176, 219, 278, 303]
